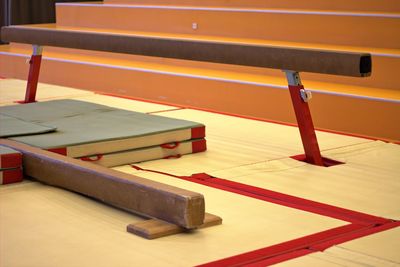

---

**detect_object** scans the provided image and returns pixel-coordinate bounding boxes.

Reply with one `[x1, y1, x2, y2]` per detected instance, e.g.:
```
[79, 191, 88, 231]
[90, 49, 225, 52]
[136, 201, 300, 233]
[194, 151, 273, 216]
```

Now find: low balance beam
[1, 25, 371, 77]
[0, 139, 205, 230]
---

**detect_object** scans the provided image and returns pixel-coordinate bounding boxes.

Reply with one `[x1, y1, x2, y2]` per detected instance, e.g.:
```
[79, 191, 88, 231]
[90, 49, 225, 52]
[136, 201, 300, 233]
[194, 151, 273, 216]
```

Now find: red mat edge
[1, 168, 23, 184]
[0, 153, 23, 169]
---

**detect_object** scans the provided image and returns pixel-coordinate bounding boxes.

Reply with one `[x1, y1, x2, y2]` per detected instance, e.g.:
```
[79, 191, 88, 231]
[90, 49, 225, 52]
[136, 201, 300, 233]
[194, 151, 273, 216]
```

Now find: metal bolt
[300, 89, 312, 102]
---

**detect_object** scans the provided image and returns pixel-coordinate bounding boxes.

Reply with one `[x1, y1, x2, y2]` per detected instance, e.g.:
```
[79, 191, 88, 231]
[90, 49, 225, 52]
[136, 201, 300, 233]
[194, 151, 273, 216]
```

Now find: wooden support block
[0, 139, 205, 229]
[127, 213, 222, 239]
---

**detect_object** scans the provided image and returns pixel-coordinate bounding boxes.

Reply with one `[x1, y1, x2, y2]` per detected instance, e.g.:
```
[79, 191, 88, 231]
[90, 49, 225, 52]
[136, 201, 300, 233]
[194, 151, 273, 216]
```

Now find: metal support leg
[17, 45, 43, 104]
[284, 70, 324, 166]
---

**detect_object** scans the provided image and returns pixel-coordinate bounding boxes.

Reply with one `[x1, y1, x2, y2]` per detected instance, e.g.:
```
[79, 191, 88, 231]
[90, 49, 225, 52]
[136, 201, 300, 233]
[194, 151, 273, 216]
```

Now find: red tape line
[130, 168, 388, 225]
[197, 224, 362, 267]
[200, 222, 400, 267]
[130, 166, 398, 266]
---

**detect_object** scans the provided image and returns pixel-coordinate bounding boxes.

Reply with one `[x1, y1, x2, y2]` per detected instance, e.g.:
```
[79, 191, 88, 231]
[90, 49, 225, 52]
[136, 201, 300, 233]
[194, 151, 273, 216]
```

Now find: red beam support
[285, 71, 324, 166]
[17, 45, 43, 104]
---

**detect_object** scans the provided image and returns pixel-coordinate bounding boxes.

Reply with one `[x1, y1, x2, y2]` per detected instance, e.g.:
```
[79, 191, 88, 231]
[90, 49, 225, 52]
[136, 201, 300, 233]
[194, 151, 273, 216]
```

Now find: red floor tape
[130, 166, 389, 225]
[131, 165, 399, 266]
[198, 222, 400, 267]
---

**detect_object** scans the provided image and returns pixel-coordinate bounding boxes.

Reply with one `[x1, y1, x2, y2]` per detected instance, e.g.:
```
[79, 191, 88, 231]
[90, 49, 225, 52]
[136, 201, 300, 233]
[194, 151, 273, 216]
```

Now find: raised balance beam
[1, 25, 372, 166]
[1, 26, 371, 77]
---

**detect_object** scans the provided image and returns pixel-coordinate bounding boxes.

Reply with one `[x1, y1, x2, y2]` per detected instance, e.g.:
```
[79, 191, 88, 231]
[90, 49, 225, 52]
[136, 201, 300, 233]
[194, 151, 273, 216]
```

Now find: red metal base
[17, 54, 42, 104]
[14, 100, 37, 104]
[288, 84, 324, 166]
[291, 154, 344, 167]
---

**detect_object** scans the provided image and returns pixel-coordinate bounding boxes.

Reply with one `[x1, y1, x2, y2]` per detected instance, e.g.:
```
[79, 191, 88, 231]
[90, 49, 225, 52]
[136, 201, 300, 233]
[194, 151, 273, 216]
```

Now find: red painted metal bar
[18, 45, 42, 104]
[285, 71, 324, 166]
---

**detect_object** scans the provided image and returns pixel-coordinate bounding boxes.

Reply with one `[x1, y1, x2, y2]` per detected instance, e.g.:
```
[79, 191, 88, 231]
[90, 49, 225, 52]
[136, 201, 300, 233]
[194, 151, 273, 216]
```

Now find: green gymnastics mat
[0, 114, 56, 138]
[0, 100, 206, 165]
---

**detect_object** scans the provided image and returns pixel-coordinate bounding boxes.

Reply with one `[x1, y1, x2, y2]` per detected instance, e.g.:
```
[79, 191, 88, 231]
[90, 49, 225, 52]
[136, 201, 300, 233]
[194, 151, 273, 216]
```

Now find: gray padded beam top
[1, 25, 371, 77]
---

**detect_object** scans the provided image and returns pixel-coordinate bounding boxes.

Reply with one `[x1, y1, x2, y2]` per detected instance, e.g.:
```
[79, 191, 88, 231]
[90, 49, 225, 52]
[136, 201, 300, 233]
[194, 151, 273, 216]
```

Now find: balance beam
[0, 139, 205, 230]
[0, 25, 372, 166]
[1, 25, 371, 77]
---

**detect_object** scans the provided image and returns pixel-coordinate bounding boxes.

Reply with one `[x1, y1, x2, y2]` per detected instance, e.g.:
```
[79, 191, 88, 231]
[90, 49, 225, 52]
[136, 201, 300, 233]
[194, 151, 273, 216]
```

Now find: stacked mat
[0, 145, 23, 184]
[0, 100, 206, 167]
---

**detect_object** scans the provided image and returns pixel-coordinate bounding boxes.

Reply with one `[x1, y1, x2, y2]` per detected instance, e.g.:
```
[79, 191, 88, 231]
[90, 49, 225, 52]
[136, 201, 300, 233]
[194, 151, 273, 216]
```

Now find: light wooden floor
[0, 79, 399, 267]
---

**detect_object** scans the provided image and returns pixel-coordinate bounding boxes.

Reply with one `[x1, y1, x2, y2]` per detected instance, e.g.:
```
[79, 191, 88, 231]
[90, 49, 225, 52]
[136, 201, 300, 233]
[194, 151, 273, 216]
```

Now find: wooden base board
[127, 213, 222, 239]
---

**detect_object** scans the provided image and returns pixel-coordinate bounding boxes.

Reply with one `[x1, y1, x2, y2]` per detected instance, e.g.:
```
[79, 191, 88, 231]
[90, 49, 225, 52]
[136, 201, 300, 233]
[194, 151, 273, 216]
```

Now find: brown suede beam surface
[0, 139, 205, 229]
[1, 25, 371, 77]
